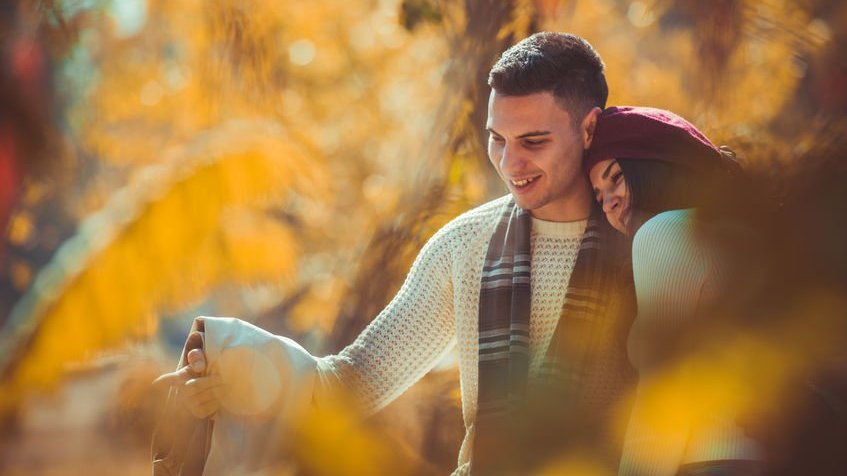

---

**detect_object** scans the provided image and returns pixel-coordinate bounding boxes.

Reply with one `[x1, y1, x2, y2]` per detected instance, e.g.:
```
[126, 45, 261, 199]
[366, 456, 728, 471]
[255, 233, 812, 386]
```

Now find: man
[155, 32, 636, 475]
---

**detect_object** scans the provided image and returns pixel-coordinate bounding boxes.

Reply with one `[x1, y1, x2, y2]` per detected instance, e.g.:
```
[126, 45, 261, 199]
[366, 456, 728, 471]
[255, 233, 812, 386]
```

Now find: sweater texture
[316, 195, 595, 473]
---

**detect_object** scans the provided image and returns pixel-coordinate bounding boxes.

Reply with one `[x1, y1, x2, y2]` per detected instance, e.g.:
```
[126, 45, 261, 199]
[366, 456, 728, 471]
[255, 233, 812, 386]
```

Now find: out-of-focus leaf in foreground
[0, 120, 326, 410]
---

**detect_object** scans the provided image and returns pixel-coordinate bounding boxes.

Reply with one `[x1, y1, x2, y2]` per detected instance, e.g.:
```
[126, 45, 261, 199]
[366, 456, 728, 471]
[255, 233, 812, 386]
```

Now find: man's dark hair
[488, 32, 608, 125]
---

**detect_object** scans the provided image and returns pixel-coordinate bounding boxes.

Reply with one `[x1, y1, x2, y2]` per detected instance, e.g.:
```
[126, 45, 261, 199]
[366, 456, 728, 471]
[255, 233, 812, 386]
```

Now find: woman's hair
[616, 158, 698, 216]
[585, 106, 747, 227]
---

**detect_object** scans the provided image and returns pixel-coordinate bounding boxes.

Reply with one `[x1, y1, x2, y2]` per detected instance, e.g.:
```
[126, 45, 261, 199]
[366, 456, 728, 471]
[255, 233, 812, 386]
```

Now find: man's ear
[581, 106, 603, 149]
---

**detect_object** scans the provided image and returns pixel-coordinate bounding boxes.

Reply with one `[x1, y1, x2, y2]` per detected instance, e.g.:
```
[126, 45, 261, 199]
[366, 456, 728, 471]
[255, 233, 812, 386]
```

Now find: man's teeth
[511, 176, 537, 187]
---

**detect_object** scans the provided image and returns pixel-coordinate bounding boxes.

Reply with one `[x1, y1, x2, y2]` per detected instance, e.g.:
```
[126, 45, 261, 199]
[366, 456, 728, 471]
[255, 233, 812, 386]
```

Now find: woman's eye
[611, 171, 623, 183]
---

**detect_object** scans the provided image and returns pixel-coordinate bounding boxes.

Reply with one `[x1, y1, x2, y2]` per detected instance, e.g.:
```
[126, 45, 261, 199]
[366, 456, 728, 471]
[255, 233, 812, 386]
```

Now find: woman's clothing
[619, 209, 763, 475]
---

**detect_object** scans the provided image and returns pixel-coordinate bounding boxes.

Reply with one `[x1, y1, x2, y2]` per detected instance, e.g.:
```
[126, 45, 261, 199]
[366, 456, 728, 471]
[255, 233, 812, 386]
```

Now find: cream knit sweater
[315, 195, 586, 474]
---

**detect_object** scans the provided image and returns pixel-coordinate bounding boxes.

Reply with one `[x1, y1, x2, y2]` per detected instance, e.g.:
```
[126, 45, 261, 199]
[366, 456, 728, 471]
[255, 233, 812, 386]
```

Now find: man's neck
[529, 187, 593, 223]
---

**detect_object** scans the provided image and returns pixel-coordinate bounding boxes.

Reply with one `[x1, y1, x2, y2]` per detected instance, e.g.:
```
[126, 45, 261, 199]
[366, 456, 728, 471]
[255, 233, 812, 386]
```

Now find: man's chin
[511, 196, 537, 212]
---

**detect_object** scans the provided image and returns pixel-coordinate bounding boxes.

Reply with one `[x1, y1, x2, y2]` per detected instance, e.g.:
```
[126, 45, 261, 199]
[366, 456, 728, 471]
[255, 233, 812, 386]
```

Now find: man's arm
[313, 223, 458, 414]
[155, 219, 460, 418]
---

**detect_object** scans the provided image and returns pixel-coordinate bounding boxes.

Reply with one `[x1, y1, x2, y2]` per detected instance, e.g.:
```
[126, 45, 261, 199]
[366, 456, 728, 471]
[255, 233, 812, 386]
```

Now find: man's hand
[153, 347, 225, 419]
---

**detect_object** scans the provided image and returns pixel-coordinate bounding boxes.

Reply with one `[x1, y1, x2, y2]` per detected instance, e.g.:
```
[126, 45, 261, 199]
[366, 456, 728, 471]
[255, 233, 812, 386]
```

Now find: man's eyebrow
[601, 160, 617, 180]
[517, 130, 551, 139]
[485, 128, 551, 139]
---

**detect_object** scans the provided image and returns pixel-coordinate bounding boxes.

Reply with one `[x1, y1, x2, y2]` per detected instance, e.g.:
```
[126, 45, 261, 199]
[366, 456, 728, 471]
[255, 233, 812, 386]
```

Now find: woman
[585, 106, 764, 475]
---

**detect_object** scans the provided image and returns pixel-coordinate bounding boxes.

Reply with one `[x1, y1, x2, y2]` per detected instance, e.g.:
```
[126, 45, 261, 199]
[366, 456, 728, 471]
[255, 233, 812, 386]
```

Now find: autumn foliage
[1, 0, 845, 474]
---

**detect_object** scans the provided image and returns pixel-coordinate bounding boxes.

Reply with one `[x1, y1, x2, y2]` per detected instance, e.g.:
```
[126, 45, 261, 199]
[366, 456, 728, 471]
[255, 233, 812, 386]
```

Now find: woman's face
[588, 158, 632, 235]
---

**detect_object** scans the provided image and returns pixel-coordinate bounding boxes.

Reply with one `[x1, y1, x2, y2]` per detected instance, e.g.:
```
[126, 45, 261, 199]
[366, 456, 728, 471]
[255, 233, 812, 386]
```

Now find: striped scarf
[473, 199, 635, 474]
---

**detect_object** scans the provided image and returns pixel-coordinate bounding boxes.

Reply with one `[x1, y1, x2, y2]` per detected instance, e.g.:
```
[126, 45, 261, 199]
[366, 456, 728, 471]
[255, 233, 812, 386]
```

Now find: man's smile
[509, 174, 541, 188]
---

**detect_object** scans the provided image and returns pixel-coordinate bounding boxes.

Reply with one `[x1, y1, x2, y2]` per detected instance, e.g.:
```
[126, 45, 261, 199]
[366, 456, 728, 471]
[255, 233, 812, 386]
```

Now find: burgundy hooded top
[585, 106, 737, 174]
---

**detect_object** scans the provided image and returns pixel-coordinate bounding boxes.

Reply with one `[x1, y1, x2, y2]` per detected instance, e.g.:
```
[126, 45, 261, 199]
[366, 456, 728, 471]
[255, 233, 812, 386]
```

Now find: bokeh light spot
[289, 39, 316, 66]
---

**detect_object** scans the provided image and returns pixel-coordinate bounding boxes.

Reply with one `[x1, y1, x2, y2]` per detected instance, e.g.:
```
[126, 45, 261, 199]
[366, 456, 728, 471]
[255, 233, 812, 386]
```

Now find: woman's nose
[602, 191, 619, 213]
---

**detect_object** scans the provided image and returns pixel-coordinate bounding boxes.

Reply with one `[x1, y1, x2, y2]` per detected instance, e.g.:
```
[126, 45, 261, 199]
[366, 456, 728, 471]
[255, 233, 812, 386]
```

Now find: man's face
[486, 90, 594, 222]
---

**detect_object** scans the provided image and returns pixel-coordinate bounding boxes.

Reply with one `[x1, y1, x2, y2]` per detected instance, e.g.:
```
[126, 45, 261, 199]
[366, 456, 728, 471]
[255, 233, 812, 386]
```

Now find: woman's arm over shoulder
[623, 210, 765, 472]
[632, 209, 699, 276]
[631, 209, 708, 325]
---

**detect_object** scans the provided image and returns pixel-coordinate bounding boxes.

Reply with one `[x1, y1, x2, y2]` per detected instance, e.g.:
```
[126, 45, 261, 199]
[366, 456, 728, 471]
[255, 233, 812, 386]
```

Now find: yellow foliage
[613, 292, 847, 469]
[540, 0, 828, 150]
[4, 0, 843, 472]
[0, 120, 326, 407]
[219, 207, 299, 283]
[289, 276, 344, 335]
[291, 391, 416, 475]
[4, 0, 458, 413]
[535, 450, 613, 476]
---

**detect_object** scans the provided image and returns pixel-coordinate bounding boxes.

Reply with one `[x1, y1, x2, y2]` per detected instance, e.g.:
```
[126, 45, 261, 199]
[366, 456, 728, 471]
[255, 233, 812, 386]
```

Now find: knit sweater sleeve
[619, 210, 762, 475]
[628, 209, 707, 370]
[314, 220, 458, 415]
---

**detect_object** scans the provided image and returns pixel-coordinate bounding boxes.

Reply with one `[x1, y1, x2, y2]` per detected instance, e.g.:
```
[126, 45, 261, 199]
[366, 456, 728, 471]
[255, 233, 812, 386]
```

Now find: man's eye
[523, 140, 545, 147]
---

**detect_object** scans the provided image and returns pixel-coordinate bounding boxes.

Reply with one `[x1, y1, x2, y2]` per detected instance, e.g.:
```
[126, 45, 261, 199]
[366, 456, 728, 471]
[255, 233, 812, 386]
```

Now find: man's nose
[500, 143, 525, 172]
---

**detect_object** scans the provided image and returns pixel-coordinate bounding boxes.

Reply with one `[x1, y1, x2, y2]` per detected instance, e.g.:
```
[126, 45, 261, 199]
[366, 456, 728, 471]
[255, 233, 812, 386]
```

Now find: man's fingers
[186, 348, 206, 373]
[187, 397, 220, 419]
[182, 375, 225, 397]
[152, 349, 209, 388]
[152, 373, 224, 418]
[183, 376, 224, 418]
[152, 365, 194, 387]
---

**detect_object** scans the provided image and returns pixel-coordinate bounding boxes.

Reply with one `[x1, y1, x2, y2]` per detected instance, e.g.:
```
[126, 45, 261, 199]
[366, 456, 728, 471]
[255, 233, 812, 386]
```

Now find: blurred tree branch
[328, 0, 535, 350]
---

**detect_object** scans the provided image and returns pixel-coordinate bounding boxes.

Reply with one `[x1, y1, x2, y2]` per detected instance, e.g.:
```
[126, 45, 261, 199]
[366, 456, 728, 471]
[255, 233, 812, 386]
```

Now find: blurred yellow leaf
[0, 120, 327, 408]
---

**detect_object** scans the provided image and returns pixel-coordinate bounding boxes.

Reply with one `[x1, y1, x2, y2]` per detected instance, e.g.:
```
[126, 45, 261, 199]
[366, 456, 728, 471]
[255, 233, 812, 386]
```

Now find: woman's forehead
[589, 158, 619, 181]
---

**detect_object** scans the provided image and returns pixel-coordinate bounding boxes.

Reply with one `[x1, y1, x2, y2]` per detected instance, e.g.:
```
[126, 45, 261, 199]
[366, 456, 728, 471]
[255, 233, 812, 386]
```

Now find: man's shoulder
[441, 194, 511, 234]
[426, 195, 512, 249]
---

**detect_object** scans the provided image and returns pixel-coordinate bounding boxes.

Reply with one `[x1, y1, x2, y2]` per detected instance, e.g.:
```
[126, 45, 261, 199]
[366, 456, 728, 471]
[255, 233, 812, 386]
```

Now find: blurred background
[0, 0, 845, 474]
